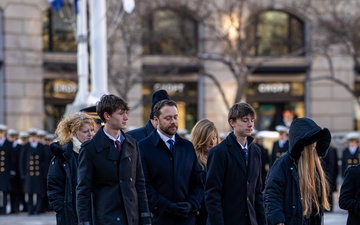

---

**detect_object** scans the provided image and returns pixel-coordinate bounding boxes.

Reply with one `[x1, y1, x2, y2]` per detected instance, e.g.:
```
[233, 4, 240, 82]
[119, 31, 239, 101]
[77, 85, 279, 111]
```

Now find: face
[230, 115, 254, 138]
[0, 130, 5, 139]
[73, 123, 94, 143]
[104, 108, 128, 131]
[204, 131, 218, 153]
[155, 105, 178, 138]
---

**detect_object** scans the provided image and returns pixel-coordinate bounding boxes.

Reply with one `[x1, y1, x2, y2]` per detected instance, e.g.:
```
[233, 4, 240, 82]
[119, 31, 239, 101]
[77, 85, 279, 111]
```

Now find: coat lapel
[227, 134, 247, 176]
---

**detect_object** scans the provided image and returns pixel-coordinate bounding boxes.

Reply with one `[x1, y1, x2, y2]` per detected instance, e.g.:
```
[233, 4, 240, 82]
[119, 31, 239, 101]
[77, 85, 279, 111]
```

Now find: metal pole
[87, 0, 108, 104]
[73, 0, 89, 105]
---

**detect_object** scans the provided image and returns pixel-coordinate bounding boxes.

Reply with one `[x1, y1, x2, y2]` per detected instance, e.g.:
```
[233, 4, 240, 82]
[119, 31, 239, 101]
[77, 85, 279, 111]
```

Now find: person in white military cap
[19, 132, 29, 146]
[20, 127, 50, 215]
[0, 123, 12, 214]
[270, 125, 289, 167]
[341, 132, 360, 177]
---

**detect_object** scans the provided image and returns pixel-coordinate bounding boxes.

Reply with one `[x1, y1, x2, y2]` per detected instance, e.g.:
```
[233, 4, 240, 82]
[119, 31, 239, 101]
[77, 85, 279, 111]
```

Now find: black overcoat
[339, 164, 360, 225]
[10, 142, 23, 194]
[47, 141, 78, 225]
[76, 128, 151, 225]
[270, 140, 289, 166]
[0, 139, 12, 191]
[205, 133, 266, 225]
[20, 142, 48, 194]
[126, 120, 155, 142]
[138, 131, 204, 225]
[341, 147, 360, 177]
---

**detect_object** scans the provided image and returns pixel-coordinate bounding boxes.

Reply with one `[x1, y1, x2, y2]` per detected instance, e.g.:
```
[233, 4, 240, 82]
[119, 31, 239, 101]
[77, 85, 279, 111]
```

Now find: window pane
[143, 9, 197, 55]
[249, 10, 304, 56]
[43, 8, 76, 52]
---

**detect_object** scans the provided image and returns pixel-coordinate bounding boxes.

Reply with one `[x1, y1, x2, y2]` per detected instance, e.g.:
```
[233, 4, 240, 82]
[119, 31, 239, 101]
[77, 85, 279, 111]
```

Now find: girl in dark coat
[339, 164, 360, 225]
[47, 112, 95, 225]
[265, 117, 331, 225]
[189, 119, 220, 225]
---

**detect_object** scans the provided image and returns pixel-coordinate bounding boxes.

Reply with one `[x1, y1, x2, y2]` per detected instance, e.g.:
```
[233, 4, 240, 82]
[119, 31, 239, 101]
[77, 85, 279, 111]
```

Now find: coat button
[128, 157, 131, 161]
[120, 180, 123, 183]
[129, 178, 133, 182]
[117, 217, 120, 221]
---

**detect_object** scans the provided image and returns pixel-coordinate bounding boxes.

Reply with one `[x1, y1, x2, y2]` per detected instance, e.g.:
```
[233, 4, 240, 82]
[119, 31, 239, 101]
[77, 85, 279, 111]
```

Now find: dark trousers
[0, 191, 9, 214]
[27, 193, 45, 215]
[10, 193, 21, 213]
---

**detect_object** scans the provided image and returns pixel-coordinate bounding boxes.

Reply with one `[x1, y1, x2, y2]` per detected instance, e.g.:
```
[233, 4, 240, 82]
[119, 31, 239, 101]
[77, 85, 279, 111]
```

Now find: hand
[176, 202, 193, 215]
[166, 202, 192, 218]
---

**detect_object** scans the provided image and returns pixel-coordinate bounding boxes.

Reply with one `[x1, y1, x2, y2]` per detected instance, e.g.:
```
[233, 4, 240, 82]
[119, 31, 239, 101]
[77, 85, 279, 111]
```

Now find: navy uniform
[0, 124, 12, 214]
[341, 132, 360, 177]
[7, 129, 23, 214]
[20, 128, 49, 215]
[270, 125, 289, 166]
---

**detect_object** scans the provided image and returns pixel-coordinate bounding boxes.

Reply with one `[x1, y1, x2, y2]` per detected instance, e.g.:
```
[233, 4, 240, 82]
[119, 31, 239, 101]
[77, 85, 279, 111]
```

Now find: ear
[103, 112, 110, 121]
[228, 119, 235, 129]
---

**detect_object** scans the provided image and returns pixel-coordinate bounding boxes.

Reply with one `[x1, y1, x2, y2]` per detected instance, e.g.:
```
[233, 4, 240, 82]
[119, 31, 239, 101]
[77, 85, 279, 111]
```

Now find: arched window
[248, 10, 305, 56]
[42, 7, 76, 52]
[142, 9, 198, 55]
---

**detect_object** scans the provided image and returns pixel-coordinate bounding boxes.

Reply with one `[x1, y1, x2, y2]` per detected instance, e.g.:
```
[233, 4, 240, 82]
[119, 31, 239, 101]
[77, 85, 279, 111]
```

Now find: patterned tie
[167, 139, 174, 153]
[115, 140, 122, 153]
[243, 148, 248, 162]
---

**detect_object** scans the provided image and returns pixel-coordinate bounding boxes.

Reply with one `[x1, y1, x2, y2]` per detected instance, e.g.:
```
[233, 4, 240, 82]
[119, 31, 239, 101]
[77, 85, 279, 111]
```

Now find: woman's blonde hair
[189, 119, 220, 169]
[298, 143, 330, 217]
[55, 112, 96, 145]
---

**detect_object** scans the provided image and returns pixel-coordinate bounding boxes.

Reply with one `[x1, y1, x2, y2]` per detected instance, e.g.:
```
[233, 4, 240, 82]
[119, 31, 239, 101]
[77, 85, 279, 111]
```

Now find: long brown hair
[189, 119, 220, 169]
[298, 143, 330, 217]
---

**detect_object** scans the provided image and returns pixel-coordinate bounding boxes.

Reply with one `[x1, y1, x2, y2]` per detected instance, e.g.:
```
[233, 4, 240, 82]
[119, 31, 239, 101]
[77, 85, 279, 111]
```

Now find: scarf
[72, 137, 82, 154]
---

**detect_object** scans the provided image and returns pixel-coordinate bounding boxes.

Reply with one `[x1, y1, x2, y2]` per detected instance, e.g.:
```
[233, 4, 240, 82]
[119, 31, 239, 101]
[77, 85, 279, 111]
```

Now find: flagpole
[87, 0, 108, 104]
[73, 0, 89, 105]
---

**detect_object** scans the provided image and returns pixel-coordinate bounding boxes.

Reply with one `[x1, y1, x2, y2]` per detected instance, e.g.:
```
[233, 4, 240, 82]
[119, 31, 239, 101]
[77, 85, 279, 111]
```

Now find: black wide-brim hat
[80, 105, 103, 124]
[289, 117, 331, 159]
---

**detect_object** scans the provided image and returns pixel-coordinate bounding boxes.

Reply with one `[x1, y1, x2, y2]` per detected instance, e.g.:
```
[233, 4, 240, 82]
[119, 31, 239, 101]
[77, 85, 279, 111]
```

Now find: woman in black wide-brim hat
[265, 117, 331, 225]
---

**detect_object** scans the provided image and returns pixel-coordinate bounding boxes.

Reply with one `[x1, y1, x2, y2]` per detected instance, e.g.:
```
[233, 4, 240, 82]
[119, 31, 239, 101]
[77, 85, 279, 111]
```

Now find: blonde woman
[265, 117, 331, 225]
[189, 119, 220, 225]
[47, 112, 95, 225]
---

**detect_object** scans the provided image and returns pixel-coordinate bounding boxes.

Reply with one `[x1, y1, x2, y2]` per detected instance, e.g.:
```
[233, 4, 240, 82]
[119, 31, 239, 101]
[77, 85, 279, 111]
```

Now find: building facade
[0, 0, 359, 150]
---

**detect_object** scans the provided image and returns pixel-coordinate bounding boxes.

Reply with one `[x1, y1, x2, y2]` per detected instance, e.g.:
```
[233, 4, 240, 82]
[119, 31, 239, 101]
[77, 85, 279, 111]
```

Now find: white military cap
[28, 128, 38, 135]
[37, 129, 47, 137]
[275, 125, 289, 133]
[7, 129, 18, 136]
[346, 132, 360, 140]
[19, 131, 29, 138]
[0, 124, 7, 131]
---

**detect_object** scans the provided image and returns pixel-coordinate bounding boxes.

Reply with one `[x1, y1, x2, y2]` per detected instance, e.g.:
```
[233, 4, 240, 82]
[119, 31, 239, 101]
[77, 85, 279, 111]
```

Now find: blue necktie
[167, 139, 174, 153]
[243, 148, 248, 162]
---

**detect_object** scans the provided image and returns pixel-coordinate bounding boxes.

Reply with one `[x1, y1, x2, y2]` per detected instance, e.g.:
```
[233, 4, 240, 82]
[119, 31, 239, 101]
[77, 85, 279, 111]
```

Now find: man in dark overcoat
[0, 124, 12, 215]
[126, 89, 170, 142]
[76, 94, 152, 225]
[138, 99, 203, 225]
[205, 102, 266, 225]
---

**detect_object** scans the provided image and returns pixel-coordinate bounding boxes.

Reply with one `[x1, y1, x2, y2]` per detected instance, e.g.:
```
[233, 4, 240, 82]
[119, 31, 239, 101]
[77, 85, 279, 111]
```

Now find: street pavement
[0, 207, 348, 225]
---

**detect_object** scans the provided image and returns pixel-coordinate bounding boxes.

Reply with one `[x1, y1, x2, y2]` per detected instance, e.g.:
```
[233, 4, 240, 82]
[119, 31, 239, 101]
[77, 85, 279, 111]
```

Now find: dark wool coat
[126, 120, 155, 142]
[0, 139, 12, 191]
[10, 142, 23, 194]
[138, 131, 204, 225]
[47, 141, 78, 225]
[205, 132, 266, 225]
[20, 142, 49, 194]
[270, 140, 289, 166]
[76, 128, 151, 225]
[265, 118, 331, 225]
[341, 147, 360, 177]
[339, 164, 360, 225]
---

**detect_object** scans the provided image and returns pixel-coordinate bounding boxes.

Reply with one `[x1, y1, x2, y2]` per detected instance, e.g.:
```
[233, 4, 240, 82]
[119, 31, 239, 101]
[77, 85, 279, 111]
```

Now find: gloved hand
[175, 202, 193, 217]
[166, 202, 192, 218]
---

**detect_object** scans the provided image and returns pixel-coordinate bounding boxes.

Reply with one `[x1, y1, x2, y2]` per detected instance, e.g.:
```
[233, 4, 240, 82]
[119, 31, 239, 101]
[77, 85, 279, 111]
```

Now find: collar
[0, 137, 5, 146]
[157, 129, 175, 143]
[103, 129, 123, 143]
[238, 141, 248, 149]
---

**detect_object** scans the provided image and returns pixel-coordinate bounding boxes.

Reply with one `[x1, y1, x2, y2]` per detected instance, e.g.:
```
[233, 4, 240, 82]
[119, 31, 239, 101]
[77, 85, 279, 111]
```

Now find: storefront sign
[257, 83, 290, 94]
[154, 83, 185, 93]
